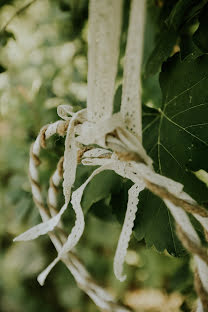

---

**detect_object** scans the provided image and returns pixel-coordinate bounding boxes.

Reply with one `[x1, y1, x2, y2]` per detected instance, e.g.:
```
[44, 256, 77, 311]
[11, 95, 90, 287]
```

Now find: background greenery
[1, 0, 208, 311]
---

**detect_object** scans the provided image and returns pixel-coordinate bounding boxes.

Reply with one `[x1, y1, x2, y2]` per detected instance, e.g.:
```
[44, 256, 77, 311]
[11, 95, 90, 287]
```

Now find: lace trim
[87, 0, 123, 121]
[114, 182, 145, 281]
[121, 0, 146, 140]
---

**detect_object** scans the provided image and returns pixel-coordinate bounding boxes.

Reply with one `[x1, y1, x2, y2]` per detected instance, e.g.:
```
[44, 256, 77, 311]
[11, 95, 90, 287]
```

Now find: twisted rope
[27, 121, 131, 312]
[194, 270, 208, 311]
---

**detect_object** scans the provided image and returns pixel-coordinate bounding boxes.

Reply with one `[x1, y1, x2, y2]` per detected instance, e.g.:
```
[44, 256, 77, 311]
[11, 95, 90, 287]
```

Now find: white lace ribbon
[37, 162, 116, 285]
[14, 109, 84, 243]
[114, 182, 145, 281]
[87, 0, 123, 121]
[14, 202, 68, 242]
[63, 110, 83, 202]
[121, 0, 146, 140]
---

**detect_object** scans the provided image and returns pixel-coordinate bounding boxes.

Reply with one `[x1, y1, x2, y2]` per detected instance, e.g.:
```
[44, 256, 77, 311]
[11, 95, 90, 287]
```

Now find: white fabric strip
[83, 148, 112, 158]
[114, 182, 145, 281]
[121, 0, 146, 140]
[87, 0, 123, 121]
[45, 121, 60, 139]
[14, 203, 68, 242]
[77, 112, 124, 147]
[15, 110, 83, 243]
[37, 163, 116, 285]
[63, 113, 78, 203]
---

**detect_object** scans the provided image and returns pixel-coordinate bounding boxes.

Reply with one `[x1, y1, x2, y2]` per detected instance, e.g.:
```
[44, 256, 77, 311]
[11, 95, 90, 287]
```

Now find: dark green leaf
[166, 0, 199, 30]
[134, 190, 185, 256]
[180, 34, 203, 61]
[0, 0, 14, 7]
[142, 73, 162, 108]
[145, 26, 177, 76]
[90, 195, 117, 222]
[111, 179, 133, 224]
[135, 54, 208, 256]
[81, 170, 122, 213]
[184, 0, 208, 25]
[59, 0, 71, 11]
[0, 30, 15, 47]
[0, 64, 6, 73]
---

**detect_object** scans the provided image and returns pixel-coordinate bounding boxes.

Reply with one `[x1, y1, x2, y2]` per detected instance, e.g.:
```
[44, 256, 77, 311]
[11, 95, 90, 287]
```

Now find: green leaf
[145, 26, 177, 76]
[81, 168, 123, 213]
[90, 195, 116, 222]
[134, 54, 208, 256]
[166, 0, 199, 30]
[0, 0, 14, 7]
[193, 4, 208, 52]
[0, 30, 15, 47]
[184, 0, 208, 24]
[59, 0, 71, 11]
[142, 73, 162, 108]
[134, 189, 185, 256]
[180, 34, 203, 61]
[111, 179, 133, 224]
[0, 64, 6, 73]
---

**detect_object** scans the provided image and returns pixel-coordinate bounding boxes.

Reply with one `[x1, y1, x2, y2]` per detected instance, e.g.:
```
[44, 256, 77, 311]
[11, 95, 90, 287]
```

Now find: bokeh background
[0, 0, 196, 311]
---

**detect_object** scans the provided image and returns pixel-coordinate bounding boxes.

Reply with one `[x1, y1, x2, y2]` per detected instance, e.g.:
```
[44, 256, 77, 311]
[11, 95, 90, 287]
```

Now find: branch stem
[1, 0, 38, 33]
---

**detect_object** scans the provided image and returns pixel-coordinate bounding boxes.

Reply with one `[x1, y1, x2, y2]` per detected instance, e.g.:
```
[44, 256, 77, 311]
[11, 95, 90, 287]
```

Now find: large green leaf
[134, 54, 208, 256]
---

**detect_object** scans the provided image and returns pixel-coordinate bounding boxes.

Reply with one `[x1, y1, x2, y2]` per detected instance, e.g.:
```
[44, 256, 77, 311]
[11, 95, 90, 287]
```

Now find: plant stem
[0, 0, 38, 33]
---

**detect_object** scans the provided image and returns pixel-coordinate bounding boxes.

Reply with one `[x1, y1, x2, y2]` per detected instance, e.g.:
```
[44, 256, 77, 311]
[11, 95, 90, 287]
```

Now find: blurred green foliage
[1, 0, 208, 311]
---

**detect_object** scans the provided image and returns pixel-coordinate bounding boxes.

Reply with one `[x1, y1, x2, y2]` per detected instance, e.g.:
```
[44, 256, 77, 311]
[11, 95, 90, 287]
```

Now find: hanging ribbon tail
[59, 162, 117, 256]
[13, 203, 68, 242]
[37, 163, 115, 285]
[114, 182, 145, 281]
[37, 256, 60, 286]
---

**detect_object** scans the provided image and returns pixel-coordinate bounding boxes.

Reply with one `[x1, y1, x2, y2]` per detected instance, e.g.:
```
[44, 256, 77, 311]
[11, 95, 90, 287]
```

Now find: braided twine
[29, 121, 131, 312]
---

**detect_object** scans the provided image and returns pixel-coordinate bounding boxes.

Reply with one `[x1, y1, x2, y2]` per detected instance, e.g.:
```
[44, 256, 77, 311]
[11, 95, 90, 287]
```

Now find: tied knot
[57, 104, 153, 167]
